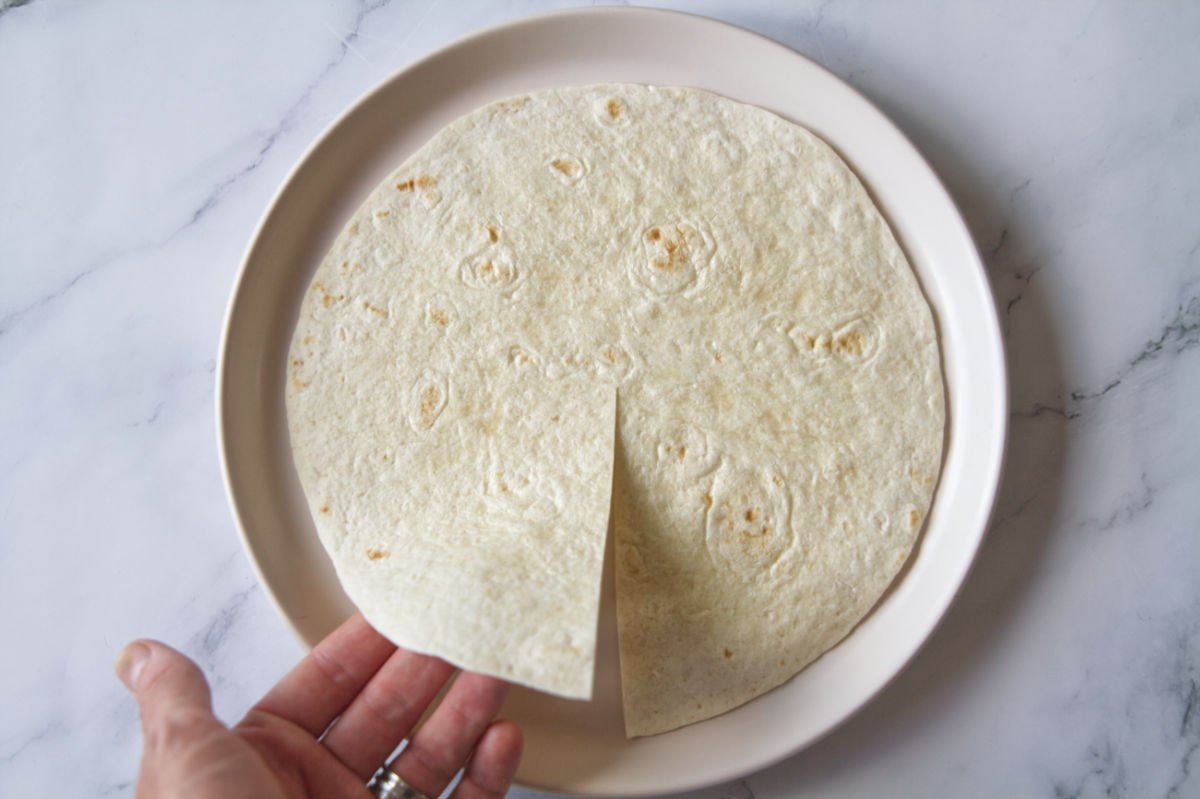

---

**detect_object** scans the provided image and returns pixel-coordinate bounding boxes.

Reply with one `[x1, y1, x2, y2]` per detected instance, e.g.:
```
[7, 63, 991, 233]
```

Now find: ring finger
[386, 671, 511, 798]
[320, 647, 455, 778]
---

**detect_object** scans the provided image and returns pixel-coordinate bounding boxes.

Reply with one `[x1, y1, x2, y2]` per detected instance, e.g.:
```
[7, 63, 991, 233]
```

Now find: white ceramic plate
[218, 8, 1006, 796]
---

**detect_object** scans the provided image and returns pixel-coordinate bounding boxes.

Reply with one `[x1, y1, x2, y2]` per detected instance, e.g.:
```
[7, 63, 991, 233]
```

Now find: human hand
[116, 613, 523, 799]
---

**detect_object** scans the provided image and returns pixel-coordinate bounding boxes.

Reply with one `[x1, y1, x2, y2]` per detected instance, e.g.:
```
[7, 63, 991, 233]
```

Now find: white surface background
[1, 1, 1196, 797]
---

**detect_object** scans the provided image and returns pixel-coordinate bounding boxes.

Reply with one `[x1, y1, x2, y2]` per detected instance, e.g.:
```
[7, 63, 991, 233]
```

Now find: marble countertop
[2, 1, 1197, 797]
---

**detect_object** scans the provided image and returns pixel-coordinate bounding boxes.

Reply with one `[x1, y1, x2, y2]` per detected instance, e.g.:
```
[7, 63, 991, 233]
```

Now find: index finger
[246, 613, 396, 735]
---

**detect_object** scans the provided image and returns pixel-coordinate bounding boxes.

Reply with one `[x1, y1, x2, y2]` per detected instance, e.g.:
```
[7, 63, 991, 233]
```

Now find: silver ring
[368, 767, 428, 799]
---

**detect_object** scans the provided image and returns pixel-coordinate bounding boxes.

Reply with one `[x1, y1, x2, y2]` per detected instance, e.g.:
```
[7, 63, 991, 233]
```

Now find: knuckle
[360, 682, 415, 727]
[406, 740, 457, 786]
[138, 652, 205, 697]
[310, 645, 362, 689]
[146, 708, 216, 753]
[235, 708, 278, 735]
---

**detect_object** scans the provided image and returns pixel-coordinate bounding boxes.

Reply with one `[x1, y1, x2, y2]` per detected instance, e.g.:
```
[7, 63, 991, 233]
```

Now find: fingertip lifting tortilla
[287, 85, 944, 734]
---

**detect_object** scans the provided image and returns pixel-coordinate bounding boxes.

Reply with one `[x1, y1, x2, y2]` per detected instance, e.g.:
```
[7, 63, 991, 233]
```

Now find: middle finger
[321, 647, 455, 779]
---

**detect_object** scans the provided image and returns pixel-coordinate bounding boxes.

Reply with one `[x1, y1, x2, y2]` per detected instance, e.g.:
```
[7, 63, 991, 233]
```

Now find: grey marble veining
[1, 1, 1197, 797]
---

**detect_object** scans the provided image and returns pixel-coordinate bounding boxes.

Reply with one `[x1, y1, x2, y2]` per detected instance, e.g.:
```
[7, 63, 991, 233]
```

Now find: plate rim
[217, 6, 1009, 795]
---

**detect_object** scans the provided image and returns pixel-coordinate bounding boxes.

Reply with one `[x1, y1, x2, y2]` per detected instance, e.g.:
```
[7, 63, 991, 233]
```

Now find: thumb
[116, 640, 216, 746]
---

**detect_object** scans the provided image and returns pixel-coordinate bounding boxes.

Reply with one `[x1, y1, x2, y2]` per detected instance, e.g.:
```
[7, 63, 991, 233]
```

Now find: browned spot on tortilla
[428, 308, 449, 326]
[551, 159, 573, 174]
[495, 96, 529, 111]
[319, 503, 330, 514]
[381, 453, 389, 461]
[289, 362, 308, 389]
[909, 509, 921, 528]
[713, 351, 724, 363]
[649, 226, 691, 272]
[487, 224, 499, 243]
[508, 346, 534, 366]
[367, 548, 389, 561]
[907, 467, 936, 487]
[744, 508, 758, 522]
[606, 99, 621, 119]
[396, 179, 414, 192]
[551, 414, 561, 422]
[302, 336, 313, 346]
[738, 522, 771, 542]
[312, 282, 343, 309]
[415, 174, 436, 189]
[418, 386, 441, 426]
[702, 492, 713, 510]
[834, 327, 865, 356]
[676, 445, 687, 459]
[601, 346, 618, 364]
[363, 301, 388, 318]
[347, 222, 359, 235]
[374, 209, 391, 218]
[723, 648, 734, 659]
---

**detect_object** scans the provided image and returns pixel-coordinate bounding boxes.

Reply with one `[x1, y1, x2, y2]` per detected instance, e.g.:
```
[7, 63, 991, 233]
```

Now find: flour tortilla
[286, 85, 944, 728]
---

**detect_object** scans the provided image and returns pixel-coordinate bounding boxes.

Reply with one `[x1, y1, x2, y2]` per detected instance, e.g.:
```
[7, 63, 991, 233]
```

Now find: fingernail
[115, 642, 151, 691]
